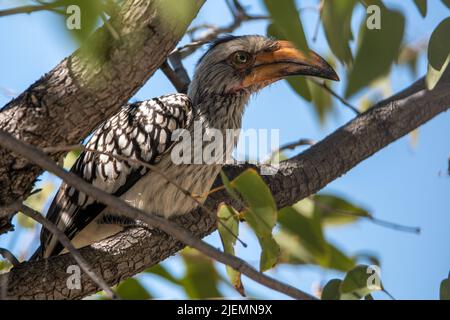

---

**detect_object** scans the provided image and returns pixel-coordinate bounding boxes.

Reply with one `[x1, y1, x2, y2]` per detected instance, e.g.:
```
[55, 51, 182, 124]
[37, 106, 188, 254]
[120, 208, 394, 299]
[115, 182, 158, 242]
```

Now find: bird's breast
[108, 107, 244, 219]
[118, 157, 222, 218]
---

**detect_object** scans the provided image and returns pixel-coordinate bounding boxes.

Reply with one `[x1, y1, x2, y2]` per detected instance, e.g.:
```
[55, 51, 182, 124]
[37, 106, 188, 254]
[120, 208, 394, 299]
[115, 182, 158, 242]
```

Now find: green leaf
[314, 194, 370, 226]
[116, 278, 152, 300]
[277, 229, 355, 272]
[426, 18, 450, 89]
[412, 0, 427, 17]
[322, 279, 342, 300]
[276, 231, 310, 265]
[340, 265, 382, 299]
[441, 0, 450, 8]
[220, 170, 240, 201]
[440, 275, 450, 300]
[17, 212, 36, 229]
[244, 215, 280, 272]
[20, 183, 56, 228]
[327, 243, 356, 272]
[241, 209, 280, 272]
[156, 0, 202, 34]
[285, 76, 313, 102]
[181, 249, 222, 299]
[231, 169, 277, 225]
[267, 24, 312, 102]
[308, 79, 333, 124]
[427, 18, 450, 71]
[24, 183, 55, 211]
[264, 0, 313, 103]
[278, 205, 329, 265]
[426, 56, 450, 90]
[0, 260, 12, 272]
[345, 7, 405, 97]
[63, 150, 81, 169]
[263, 0, 308, 51]
[231, 169, 280, 271]
[322, 0, 356, 65]
[217, 204, 245, 296]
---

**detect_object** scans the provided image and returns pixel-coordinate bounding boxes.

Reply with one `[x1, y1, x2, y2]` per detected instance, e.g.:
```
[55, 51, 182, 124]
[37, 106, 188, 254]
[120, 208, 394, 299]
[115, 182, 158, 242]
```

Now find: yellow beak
[242, 41, 339, 88]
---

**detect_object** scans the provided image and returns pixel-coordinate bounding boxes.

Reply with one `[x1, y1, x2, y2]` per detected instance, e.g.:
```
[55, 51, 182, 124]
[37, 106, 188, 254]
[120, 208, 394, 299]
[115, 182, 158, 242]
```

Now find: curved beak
[242, 40, 339, 88]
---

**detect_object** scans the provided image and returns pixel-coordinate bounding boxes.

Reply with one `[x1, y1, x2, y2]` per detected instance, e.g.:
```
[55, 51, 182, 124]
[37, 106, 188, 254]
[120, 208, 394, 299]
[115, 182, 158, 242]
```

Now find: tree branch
[160, 60, 190, 94]
[1, 68, 448, 299]
[16, 203, 118, 299]
[0, 130, 316, 301]
[172, 4, 267, 59]
[0, 0, 205, 232]
[0, 1, 66, 17]
[0, 248, 19, 267]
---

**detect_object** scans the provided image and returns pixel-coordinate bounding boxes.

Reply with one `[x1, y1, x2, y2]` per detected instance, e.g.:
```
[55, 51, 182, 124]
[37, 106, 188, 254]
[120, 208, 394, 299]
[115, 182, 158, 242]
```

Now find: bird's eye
[232, 51, 251, 65]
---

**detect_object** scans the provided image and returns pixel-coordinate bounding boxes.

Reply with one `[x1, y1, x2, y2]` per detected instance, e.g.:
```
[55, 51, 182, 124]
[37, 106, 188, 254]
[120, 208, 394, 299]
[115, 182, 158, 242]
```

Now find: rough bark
[1, 70, 449, 299]
[0, 0, 205, 232]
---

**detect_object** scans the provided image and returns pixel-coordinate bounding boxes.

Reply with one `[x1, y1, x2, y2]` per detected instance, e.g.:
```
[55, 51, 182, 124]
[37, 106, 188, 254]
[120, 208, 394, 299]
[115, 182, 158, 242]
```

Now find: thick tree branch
[0, 130, 315, 301]
[0, 0, 205, 232]
[1, 69, 449, 299]
[16, 203, 117, 299]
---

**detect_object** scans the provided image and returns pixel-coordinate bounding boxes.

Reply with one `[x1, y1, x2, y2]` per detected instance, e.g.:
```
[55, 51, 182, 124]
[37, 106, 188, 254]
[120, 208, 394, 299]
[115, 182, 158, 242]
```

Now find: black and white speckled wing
[36, 94, 192, 259]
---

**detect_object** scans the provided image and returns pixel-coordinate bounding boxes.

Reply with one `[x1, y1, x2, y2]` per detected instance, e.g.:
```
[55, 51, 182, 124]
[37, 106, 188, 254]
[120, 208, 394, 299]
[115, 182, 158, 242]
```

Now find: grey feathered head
[188, 35, 338, 103]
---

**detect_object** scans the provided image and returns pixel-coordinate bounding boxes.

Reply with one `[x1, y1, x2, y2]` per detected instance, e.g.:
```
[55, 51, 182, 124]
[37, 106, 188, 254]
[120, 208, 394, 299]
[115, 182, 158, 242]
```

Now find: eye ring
[231, 51, 251, 65]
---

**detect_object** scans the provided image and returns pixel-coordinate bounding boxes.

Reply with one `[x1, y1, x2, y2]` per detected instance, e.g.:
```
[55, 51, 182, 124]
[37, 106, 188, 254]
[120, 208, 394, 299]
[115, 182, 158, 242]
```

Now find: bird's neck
[190, 91, 250, 130]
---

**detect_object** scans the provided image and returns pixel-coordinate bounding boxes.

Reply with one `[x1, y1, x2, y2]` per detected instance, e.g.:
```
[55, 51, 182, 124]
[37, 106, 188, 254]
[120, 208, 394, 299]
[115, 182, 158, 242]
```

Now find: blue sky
[0, 0, 449, 299]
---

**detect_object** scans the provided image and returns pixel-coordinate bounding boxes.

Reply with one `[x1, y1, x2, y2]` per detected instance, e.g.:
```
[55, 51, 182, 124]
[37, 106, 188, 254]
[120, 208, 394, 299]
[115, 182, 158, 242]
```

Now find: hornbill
[31, 35, 338, 260]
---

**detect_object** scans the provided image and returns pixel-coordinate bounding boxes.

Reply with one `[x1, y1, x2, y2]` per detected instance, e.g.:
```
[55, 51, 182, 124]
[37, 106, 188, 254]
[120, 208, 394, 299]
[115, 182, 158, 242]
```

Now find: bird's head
[188, 35, 339, 103]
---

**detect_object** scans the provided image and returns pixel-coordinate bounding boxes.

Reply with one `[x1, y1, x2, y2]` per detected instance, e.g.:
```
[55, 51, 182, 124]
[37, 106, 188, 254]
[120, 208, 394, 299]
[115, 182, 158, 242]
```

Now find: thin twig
[0, 130, 316, 300]
[0, 0, 66, 17]
[310, 78, 361, 115]
[0, 248, 19, 267]
[383, 288, 396, 300]
[269, 138, 315, 162]
[43, 144, 247, 248]
[172, 10, 267, 59]
[12, 203, 118, 299]
[312, 0, 324, 42]
[312, 197, 421, 234]
[277, 138, 316, 153]
[447, 156, 450, 176]
[100, 12, 120, 41]
[186, 23, 217, 37]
